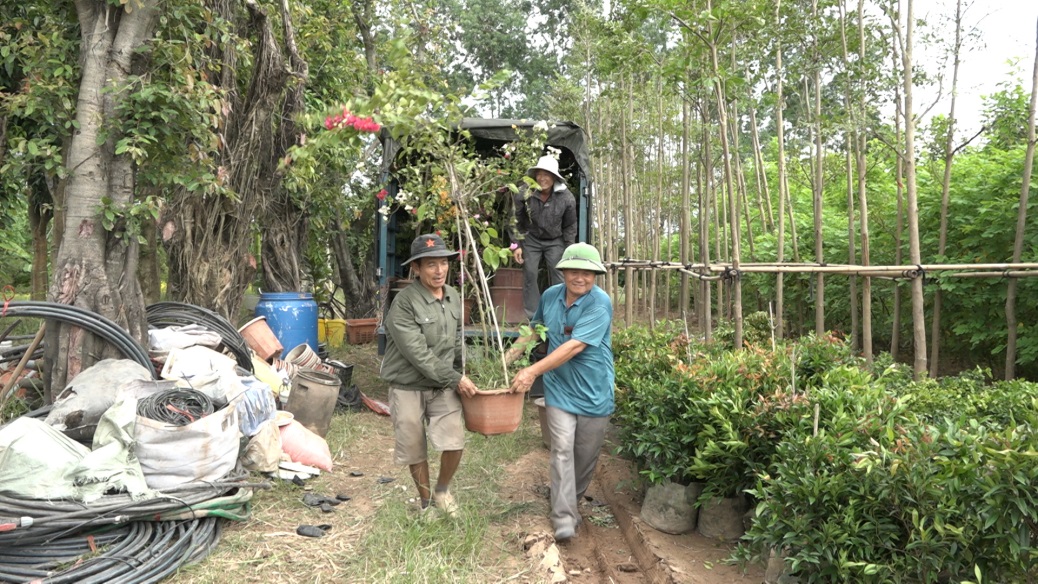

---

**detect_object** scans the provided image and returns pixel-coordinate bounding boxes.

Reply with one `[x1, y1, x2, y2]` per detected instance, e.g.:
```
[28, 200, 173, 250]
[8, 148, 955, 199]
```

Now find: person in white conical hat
[510, 153, 578, 319]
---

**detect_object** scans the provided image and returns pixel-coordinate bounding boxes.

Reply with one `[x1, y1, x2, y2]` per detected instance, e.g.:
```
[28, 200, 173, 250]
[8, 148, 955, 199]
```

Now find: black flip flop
[296, 524, 333, 538]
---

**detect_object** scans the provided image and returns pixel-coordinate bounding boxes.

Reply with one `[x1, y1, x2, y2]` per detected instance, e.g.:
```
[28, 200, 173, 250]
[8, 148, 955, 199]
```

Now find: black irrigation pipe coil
[136, 389, 214, 426]
[0, 473, 264, 582]
[0, 302, 154, 377]
[145, 302, 253, 373]
[0, 472, 264, 547]
[0, 517, 223, 584]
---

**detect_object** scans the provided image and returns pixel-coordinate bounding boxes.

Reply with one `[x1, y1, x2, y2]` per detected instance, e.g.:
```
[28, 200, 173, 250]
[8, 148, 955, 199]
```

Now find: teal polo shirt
[533, 283, 615, 417]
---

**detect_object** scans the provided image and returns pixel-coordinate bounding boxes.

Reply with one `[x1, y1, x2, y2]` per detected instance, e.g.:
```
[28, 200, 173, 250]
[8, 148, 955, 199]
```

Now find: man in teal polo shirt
[381, 233, 479, 520]
[508, 242, 614, 542]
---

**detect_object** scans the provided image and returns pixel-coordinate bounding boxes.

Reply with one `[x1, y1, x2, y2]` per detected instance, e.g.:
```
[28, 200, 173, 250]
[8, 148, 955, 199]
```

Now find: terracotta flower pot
[238, 316, 283, 361]
[461, 297, 477, 325]
[491, 267, 524, 288]
[459, 388, 524, 436]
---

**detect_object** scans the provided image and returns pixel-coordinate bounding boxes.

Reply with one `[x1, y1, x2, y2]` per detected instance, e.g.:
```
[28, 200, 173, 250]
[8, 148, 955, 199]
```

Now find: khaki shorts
[389, 387, 465, 465]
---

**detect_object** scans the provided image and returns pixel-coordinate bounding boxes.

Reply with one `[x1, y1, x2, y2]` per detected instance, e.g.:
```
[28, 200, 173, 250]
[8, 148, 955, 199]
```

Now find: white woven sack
[134, 394, 242, 490]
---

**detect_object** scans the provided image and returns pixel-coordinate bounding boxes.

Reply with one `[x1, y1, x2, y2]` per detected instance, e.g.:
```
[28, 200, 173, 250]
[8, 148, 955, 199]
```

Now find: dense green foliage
[0, 212, 31, 289]
[613, 323, 1038, 582]
[743, 127, 1038, 375]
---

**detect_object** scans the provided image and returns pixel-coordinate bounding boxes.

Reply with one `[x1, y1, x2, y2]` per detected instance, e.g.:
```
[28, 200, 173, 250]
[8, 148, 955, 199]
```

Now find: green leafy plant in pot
[459, 323, 546, 435]
[311, 63, 554, 433]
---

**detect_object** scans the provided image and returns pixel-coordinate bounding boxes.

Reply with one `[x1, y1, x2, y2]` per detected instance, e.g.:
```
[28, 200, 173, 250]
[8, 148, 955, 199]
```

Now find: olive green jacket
[380, 282, 464, 390]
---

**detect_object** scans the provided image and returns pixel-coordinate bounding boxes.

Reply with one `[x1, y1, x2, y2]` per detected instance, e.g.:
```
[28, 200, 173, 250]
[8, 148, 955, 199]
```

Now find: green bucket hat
[555, 242, 606, 274]
[403, 234, 459, 266]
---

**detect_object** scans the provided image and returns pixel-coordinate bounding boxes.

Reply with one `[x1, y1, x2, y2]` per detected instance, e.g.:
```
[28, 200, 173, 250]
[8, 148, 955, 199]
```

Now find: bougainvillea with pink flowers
[324, 108, 381, 133]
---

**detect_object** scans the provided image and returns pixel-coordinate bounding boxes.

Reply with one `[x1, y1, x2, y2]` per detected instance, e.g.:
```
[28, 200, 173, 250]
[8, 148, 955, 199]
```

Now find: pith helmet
[555, 242, 606, 274]
[403, 234, 459, 266]
[526, 155, 565, 183]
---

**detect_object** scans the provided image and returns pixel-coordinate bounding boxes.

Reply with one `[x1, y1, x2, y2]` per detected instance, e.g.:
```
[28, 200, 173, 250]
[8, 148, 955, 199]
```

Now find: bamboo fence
[605, 259, 1038, 281]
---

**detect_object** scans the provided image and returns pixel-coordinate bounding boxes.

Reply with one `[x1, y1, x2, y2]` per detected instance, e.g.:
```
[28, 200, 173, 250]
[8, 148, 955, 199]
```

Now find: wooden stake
[0, 322, 45, 410]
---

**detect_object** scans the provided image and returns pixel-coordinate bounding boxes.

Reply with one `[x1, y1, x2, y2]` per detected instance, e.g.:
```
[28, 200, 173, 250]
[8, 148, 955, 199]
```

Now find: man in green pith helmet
[381, 233, 479, 520]
[506, 242, 614, 542]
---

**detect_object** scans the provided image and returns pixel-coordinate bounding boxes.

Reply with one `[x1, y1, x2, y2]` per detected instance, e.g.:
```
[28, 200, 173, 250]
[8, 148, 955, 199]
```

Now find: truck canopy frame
[376, 118, 594, 288]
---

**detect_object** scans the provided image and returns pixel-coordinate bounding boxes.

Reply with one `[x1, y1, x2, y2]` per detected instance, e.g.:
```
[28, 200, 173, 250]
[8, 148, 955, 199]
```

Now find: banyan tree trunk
[45, 0, 157, 396]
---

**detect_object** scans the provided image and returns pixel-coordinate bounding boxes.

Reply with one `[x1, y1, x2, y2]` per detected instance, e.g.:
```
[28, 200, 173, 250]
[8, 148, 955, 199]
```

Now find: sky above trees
[916, 0, 1038, 133]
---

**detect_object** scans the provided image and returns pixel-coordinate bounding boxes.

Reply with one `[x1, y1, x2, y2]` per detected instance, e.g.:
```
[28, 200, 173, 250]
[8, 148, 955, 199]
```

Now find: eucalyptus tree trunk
[706, 4, 742, 349]
[730, 108, 755, 259]
[1005, 18, 1038, 380]
[680, 98, 692, 319]
[929, 0, 963, 377]
[839, 1, 859, 351]
[857, 0, 874, 365]
[45, 0, 158, 396]
[785, 169, 800, 263]
[636, 176, 649, 317]
[597, 98, 608, 297]
[811, 0, 826, 337]
[899, 0, 929, 378]
[664, 197, 673, 317]
[749, 107, 775, 233]
[622, 74, 635, 325]
[605, 110, 617, 299]
[775, 0, 788, 339]
[650, 84, 664, 327]
[699, 106, 713, 340]
[710, 128, 726, 323]
[845, 142, 859, 349]
[891, 92, 906, 360]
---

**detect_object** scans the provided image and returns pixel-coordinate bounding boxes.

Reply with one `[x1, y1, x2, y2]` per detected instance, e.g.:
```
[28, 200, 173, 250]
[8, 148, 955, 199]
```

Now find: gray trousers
[522, 235, 564, 318]
[546, 405, 610, 532]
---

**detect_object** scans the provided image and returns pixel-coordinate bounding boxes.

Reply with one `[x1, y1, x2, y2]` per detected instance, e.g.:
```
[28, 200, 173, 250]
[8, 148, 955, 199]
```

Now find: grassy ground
[168, 341, 547, 584]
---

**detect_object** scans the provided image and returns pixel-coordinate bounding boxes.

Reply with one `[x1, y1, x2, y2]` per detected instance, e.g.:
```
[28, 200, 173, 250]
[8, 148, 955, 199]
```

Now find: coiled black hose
[136, 388, 214, 425]
[0, 469, 263, 583]
[0, 476, 262, 582]
[145, 302, 252, 373]
[0, 302, 154, 376]
[0, 344, 43, 362]
[0, 518, 223, 584]
[0, 471, 264, 547]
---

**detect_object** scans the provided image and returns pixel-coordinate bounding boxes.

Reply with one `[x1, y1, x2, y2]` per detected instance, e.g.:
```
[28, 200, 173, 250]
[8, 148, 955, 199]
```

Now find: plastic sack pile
[0, 300, 347, 584]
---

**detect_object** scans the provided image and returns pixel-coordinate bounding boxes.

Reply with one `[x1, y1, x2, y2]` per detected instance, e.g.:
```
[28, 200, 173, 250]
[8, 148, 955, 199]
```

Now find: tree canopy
[0, 0, 1036, 387]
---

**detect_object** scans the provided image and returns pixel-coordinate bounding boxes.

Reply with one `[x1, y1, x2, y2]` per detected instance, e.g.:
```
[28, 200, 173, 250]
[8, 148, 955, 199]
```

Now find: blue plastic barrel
[254, 292, 319, 359]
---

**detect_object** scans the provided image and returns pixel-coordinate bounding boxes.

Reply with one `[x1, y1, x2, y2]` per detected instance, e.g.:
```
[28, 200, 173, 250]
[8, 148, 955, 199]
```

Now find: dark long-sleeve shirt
[512, 183, 577, 247]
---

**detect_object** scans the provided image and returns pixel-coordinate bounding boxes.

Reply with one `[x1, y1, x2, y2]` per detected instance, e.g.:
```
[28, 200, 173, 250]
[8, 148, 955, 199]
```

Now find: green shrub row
[612, 321, 1038, 583]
